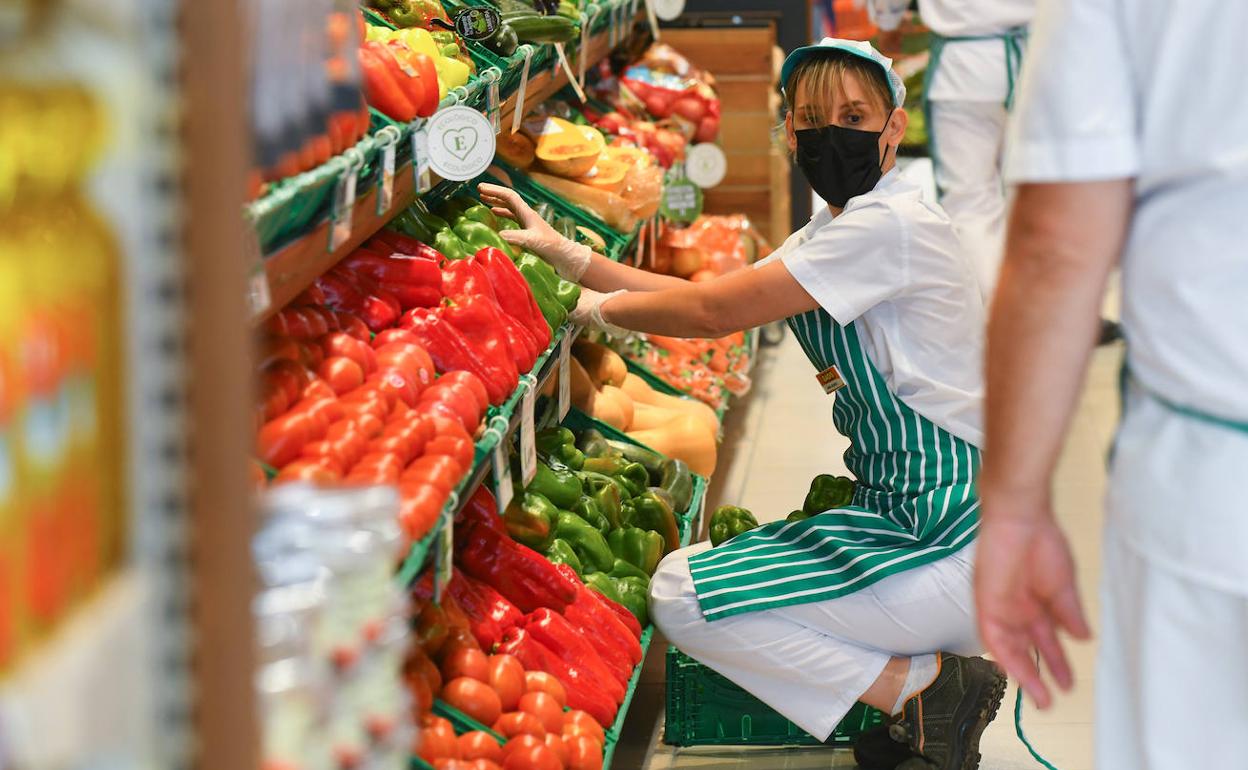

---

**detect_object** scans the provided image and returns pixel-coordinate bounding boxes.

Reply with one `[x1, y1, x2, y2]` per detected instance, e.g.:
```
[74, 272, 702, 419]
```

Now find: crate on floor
[664, 647, 885, 747]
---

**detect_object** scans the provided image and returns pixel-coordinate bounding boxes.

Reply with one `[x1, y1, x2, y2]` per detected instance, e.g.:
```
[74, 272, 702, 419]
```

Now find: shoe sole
[950, 660, 1007, 770]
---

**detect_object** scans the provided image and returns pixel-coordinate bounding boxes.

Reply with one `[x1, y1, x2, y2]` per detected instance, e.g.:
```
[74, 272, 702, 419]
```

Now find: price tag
[453, 7, 503, 40]
[426, 105, 496, 181]
[686, 142, 727, 188]
[557, 334, 572, 420]
[244, 225, 271, 318]
[512, 46, 535, 134]
[652, 0, 684, 21]
[492, 441, 514, 512]
[555, 43, 587, 101]
[328, 157, 359, 250]
[376, 127, 399, 215]
[486, 72, 501, 132]
[660, 174, 703, 223]
[432, 515, 454, 601]
[519, 378, 538, 486]
[411, 120, 433, 193]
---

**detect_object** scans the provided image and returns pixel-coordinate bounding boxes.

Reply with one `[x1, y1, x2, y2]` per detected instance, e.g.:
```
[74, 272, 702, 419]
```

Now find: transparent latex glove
[570, 288, 628, 338]
[478, 182, 592, 281]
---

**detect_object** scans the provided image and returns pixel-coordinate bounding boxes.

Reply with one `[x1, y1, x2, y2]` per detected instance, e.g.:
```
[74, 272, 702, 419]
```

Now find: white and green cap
[780, 37, 906, 108]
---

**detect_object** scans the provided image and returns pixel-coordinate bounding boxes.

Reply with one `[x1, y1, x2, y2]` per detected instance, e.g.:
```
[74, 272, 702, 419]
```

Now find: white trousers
[649, 541, 982, 740]
[928, 100, 1010, 303]
[1097, 531, 1248, 769]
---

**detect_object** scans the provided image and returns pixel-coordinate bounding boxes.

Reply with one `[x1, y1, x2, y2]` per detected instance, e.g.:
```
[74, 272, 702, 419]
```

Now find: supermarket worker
[868, 0, 1032, 300]
[482, 39, 1005, 770]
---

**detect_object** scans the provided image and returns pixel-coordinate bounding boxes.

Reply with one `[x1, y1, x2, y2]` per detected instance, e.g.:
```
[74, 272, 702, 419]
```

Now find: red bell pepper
[442, 260, 538, 371]
[316, 272, 400, 332]
[562, 599, 639, 684]
[473, 247, 551, 352]
[555, 563, 643, 661]
[495, 627, 618, 727]
[520, 609, 628, 699]
[454, 522, 579, 613]
[441, 293, 520, 390]
[461, 485, 508, 534]
[399, 306, 512, 405]
[369, 230, 445, 261]
[358, 46, 416, 122]
[446, 569, 523, 649]
[341, 250, 443, 310]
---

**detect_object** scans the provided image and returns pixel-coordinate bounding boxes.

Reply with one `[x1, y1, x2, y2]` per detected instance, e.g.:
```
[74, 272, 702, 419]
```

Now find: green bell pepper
[629, 490, 681, 554]
[435, 195, 477, 223]
[504, 492, 559, 550]
[576, 470, 624, 530]
[535, 427, 585, 471]
[496, 216, 520, 231]
[454, 219, 515, 257]
[458, 203, 499, 231]
[580, 455, 630, 476]
[786, 509, 813, 523]
[434, 228, 470, 260]
[803, 474, 856, 515]
[659, 458, 694, 514]
[555, 511, 614, 573]
[528, 460, 582, 510]
[515, 253, 568, 331]
[554, 277, 581, 312]
[609, 557, 650, 581]
[572, 496, 610, 534]
[612, 576, 649, 627]
[709, 505, 760, 547]
[583, 572, 622, 604]
[390, 209, 435, 243]
[576, 429, 617, 460]
[545, 538, 584, 576]
[616, 463, 651, 499]
[607, 527, 663, 575]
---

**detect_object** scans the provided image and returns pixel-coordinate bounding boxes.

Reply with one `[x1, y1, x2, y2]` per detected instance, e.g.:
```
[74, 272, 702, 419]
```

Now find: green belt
[1127, 368, 1248, 435]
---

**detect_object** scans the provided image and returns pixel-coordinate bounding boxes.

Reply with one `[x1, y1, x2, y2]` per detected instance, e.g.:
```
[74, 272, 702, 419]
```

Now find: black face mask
[794, 112, 893, 207]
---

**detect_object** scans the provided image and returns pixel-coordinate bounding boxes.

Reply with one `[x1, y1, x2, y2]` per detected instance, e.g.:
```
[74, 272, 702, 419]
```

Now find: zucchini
[507, 14, 579, 44]
[659, 458, 694, 514]
[604, 438, 666, 477]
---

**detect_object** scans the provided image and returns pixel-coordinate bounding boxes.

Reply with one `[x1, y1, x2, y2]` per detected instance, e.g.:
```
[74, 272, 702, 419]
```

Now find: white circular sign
[685, 142, 727, 188]
[652, 0, 685, 21]
[426, 105, 496, 181]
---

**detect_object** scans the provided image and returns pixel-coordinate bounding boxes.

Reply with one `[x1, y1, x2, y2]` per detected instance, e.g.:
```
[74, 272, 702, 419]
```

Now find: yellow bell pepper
[396, 28, 439, 59]
[434, 55, 470, 92]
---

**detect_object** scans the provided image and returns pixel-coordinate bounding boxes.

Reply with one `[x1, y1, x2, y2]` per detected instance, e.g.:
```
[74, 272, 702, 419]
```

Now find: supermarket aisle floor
[616, 330, 1123, 770]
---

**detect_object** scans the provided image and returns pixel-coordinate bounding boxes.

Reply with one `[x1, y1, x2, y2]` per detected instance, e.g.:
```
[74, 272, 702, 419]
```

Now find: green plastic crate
[664, 647, 885, 747]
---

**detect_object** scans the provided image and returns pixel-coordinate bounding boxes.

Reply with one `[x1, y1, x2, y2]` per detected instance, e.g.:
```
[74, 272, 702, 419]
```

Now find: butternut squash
[598, 385, 635, 431]
[629, 401, 687, 432]
[585, 390, 628, 430]
[620, 373, 719, 436]
[627, 413, 718, 477]
[573, 340, 627, 388]
[569, 357, 597, 405]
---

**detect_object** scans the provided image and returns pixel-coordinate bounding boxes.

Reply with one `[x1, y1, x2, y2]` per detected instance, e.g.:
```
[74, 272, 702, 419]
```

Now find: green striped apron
[689, 310, 981, 621]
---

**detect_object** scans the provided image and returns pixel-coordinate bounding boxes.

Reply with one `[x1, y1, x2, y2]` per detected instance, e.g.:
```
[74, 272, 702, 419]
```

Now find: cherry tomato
[402, 453, 465, 493]
[442, 647, 489, 683]
[488, 654, 526, 712]
[560, 711, 604, 746]
[563, 734, 603, 770]
[443, 677, 503, 728]
[425, 434, 474, 470]
[500, 735, 544, 758]
[518, 692, 564, 735]
[541, 734, 567, 766]
[493, 712, 546, 739]
[438, 371, 490, 413]
[502, 744, 561, 770]
[458, 731, 504, 763]
[319, 355, 365, 395]
[523, 672, 567, 709]
[416, 716, 460, 762]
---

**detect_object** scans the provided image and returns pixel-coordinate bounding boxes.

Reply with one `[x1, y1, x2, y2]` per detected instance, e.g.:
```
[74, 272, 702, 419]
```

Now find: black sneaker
[885, 654, 1007, 770]
[853, 721, 918, 769]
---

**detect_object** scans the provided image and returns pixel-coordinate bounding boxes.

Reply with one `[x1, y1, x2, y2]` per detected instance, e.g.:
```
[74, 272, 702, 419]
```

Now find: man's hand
[974, 495, 1091, 709]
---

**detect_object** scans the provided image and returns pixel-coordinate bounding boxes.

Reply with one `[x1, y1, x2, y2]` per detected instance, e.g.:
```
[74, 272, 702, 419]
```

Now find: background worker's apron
[689, 309, 981, 621]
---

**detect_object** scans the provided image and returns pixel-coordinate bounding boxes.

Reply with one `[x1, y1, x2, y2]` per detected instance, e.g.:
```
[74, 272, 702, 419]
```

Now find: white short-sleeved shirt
[758, 168, 987, 447]
[1005, 0, 1248, 590]
[869, 0, 1034, 103]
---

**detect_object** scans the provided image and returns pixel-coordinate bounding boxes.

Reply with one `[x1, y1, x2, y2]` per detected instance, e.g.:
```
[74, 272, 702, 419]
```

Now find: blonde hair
[783, 53, 893, 126]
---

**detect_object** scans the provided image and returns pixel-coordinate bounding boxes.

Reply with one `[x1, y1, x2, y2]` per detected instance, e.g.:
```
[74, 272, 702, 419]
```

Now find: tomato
[303, 307, 331, 338]
[376, 341, 435, 387]
[399, 481, 448, 540]
[458, 731, 504, 763]
[263, 358, 309, 402]
[409, 649, 443, 697]
[341, 387, 390, 421]
[259, 383, 290, 422]
[563, 734, 603, 770]
[438, 371, 489, 413]
[523, 673, 567, 709]
[415, 604, 450, 657]
[373, 368, 421, 407]
[426, 434, 474, 470]
[541, 734, 567, 766]
[332, 311, 370, 342]
[297, 340, 325, 369]
[257, 410, 316, 467]
[434, 760, 484, 770]
[305, 305, 340, 333]
[518, 692, 564, 734]
[502, 744, 562, 770]
[493, 712, 546, 739]
[436, 627, 482, 666]
[560, 712, 604, 746]
[250, 460, 268, 490]
[500, 735, 544, 758]
[408, 667, 434, 713]
[471, 762, 503, 770]
[368, 433, 416, 465]
[416, 716, 460, 762]
[403, 453, 465, 493]
[372, 328, 421, 349]
[301, 378, 337, 403]
[322, 332, 376, 373]
[488, 654, 526, 712]
[441, 647, 489, 683]
[272, 457, 341, 484]
[346, 451, 402, 484]
[419, 382, 482, 430]
[318, 355, 365, 395]
[443, 677, 503, 728]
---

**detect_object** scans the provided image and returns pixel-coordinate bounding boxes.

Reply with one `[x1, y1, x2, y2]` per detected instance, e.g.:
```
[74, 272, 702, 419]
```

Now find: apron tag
[816, 364, 846, 395]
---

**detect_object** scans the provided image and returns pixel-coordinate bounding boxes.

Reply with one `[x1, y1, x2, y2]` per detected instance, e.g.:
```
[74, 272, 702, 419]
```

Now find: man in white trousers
[869, 0, 1031, 301]
[975, 0, 1248, 767]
